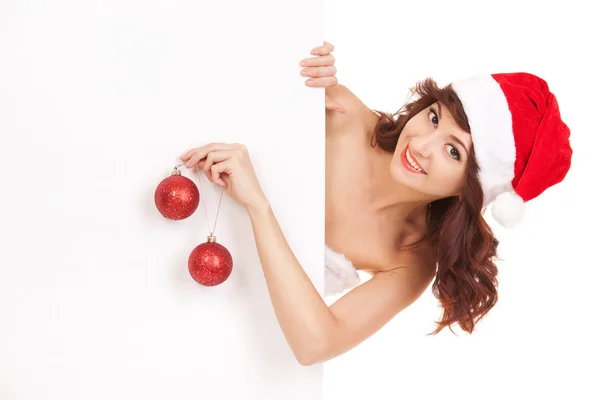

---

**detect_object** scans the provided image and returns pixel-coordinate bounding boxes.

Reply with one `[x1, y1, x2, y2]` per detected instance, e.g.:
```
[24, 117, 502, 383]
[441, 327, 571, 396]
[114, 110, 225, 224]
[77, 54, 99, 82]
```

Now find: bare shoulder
[325, 84, 372, 136]
[325, 83, 360, 103]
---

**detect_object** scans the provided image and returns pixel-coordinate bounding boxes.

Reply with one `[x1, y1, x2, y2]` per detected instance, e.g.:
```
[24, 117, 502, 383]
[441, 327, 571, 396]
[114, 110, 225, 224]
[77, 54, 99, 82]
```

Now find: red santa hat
[450, 72, 572, 228]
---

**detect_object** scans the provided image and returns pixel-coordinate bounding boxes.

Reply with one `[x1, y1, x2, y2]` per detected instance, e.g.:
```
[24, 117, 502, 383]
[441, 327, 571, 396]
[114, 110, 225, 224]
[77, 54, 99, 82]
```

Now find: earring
[154, 164, 200, 220]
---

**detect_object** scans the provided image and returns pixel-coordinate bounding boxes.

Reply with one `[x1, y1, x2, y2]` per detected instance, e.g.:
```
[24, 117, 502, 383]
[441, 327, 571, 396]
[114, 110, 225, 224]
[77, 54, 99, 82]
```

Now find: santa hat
[450, 72, 572, 228]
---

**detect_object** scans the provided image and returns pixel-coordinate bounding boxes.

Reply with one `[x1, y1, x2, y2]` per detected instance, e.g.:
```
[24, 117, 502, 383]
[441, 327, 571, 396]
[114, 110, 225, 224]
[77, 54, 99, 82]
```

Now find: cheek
[392, 140, 404, 157]
[401, 119, 417, 136]
[444, 165, 468, 190]
[391, 135, 407, 158]
[431, 160, 466, 183]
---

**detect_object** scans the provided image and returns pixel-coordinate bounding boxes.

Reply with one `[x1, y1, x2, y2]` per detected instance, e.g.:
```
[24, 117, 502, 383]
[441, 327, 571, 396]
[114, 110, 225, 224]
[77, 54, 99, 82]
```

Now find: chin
[390, 157, 425, 183]
[389, 168, 418, 196]
[389, 160, 447, 200]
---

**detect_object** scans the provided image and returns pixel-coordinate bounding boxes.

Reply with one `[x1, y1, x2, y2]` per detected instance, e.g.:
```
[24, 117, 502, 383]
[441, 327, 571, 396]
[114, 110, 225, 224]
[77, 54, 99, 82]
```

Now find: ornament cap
[207, 235, 217, 243]
[171, 167, 182, 176]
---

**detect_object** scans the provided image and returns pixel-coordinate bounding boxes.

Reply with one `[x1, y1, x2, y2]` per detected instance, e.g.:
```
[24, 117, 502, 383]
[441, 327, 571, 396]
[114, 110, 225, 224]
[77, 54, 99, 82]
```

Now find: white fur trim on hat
[491, 191, 526, 228]
[451, 74, 516, 206]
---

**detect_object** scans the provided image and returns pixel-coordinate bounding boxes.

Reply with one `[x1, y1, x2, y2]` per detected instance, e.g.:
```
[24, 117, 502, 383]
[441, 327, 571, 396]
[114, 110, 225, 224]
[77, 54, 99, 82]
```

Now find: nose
[410, 131, 436, 159]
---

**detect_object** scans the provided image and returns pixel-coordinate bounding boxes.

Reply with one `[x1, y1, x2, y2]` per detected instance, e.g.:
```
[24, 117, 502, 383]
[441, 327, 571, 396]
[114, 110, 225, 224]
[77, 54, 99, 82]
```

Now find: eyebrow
[437, 102, 469, 157]
[451, 134, 469, 156]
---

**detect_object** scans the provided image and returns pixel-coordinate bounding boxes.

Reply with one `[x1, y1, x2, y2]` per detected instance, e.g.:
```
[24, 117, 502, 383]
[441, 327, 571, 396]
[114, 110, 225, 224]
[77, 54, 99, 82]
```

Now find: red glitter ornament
[154, 166, 200, 220]
[188, 235, 233, 286]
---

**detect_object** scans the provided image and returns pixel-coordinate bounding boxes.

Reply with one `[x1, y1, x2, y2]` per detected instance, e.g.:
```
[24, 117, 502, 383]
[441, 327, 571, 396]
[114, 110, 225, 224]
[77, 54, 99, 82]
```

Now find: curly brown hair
[369, 77, 501, 335]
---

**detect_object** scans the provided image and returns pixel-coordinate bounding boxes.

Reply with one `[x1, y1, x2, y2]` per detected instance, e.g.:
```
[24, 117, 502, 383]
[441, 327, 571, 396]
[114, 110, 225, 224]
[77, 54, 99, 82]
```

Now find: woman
[179, 42, 572, 366]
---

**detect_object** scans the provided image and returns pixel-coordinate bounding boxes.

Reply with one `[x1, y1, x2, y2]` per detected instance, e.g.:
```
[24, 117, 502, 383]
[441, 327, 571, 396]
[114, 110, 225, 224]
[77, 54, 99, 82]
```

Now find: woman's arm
[180, 143, 433, 365]
[246, 200, 435, 366]
[245, 200, 338, 365]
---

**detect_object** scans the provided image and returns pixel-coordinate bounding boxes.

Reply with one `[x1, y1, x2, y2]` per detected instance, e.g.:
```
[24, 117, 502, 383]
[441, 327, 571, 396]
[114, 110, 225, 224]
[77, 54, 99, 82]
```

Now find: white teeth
[406, 149, 424, 172]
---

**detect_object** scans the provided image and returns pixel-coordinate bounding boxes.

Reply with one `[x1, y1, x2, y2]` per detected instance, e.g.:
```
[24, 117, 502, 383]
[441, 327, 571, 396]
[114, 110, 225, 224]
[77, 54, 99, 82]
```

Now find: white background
[323, 1, 599, 399]
[2, 1, 599, 399]
[0, 1, 325, 399]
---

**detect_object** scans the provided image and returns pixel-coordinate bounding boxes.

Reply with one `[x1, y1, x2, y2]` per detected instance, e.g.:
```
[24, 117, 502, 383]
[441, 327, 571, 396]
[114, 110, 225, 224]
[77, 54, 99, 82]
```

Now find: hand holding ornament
[179, 142, 269, 212]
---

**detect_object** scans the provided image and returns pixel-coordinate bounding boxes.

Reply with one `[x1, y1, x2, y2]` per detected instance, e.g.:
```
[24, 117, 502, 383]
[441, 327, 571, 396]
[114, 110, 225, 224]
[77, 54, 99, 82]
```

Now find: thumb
[325, 96, 345, 114]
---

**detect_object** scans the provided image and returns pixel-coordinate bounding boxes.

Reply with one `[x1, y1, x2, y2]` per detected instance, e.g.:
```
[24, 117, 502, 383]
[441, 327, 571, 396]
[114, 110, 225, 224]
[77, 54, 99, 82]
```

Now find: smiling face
[389, 102, 473, 200]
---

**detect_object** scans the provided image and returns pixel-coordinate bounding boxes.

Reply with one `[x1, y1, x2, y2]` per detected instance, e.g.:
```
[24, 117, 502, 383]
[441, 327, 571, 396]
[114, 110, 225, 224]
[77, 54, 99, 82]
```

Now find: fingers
[301, 65, 337, 78]
[179, 143, 246, 187]
[179, 148, 196, 161]
[300, 42, 338, 89]
[305, 75, 338, 88]
[311, 41, 334, 55]
[209, 158, 233, 187]
[179, 143, 224, 164]
[299, 53, 335, 67]
[201, 150, 235, 185]
[179, 143, 243, 167]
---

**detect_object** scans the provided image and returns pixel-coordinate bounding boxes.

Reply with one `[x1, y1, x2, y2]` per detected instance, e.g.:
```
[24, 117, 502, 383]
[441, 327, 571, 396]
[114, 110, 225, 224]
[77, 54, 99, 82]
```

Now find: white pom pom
[491, 191, 526, 228]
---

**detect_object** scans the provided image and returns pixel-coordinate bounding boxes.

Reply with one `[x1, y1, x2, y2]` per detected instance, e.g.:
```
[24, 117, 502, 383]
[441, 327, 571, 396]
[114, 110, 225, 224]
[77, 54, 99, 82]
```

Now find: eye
[446, 144, 461, 161]
[428, 108, 438, 127]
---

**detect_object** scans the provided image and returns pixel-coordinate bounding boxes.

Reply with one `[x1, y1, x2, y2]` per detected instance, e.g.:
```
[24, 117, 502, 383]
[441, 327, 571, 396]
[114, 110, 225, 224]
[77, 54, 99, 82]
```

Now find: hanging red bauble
[188, 235, 233, 286]
[154, 167, 200, 220]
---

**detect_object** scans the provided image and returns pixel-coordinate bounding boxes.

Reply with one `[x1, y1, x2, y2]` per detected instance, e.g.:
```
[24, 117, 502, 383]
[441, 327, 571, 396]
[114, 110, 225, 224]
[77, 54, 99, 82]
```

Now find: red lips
[401, 145, 426, 174]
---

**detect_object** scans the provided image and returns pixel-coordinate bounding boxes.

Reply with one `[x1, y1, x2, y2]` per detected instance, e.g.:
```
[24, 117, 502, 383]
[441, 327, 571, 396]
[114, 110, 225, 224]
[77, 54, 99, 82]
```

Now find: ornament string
[175, 163, 225, 236]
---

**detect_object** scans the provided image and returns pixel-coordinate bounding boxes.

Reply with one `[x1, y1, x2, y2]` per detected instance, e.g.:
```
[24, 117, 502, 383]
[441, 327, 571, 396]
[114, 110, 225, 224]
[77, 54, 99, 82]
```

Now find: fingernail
[301, 70, 310, 76]
[311, 49, 319, 55]
[300, 60, 308, 66]
[306, 80, 314, 86]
